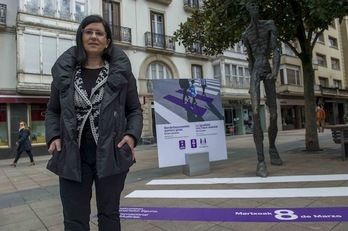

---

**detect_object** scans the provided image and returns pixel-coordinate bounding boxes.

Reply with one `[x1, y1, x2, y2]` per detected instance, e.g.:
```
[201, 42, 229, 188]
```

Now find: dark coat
[45, 45, 143, 182]
[17, 128, 32, 152]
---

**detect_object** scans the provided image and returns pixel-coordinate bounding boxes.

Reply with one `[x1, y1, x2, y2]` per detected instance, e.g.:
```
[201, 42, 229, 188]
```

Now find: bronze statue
[242, 0, 282, 177]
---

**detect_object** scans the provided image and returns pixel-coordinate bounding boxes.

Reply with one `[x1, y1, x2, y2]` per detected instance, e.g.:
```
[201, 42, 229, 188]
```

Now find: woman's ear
[106, 39, 111, 48]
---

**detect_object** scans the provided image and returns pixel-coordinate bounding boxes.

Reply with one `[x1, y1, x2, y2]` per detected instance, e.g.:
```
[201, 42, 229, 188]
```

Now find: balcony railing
[185, 45, 203, 55]
[0, 3, 7, 24]
[110, 25, 132, 44]
[145, 32, 175, 51]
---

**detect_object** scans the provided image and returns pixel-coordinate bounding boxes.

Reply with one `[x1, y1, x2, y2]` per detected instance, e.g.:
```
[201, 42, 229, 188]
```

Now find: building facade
[0, 0, 347, 158]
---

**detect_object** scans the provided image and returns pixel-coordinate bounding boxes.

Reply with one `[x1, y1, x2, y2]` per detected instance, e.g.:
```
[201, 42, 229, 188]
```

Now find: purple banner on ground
[119, 206, 348, 222]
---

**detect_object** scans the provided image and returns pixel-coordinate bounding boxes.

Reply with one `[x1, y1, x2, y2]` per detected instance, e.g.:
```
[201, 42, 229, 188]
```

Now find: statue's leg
[264, 79, 282, 166]
[250, 72, 267, 177]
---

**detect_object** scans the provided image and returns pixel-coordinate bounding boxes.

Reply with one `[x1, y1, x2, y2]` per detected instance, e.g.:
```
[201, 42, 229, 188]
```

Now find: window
[331, 58, 340, 70]
[316, 53, 326, 67]
[0, 104, 8, 147]
[43, 36, 57, 74]
[187, 0, 199, 8]
[22, 0, 87, 22]
[213, 64, 221, 80]
[75, 0, 86, 22]
[24, 34, 40, 73]
[151, 12, 165, 48]
[282, 43, 295, 56]
[59, 38, 74, 56]
[23, 33, 75, 74]
[43, 0, 56, 17]
[30, 104, 46, 144]
[103, 0, 121, 40]
[225, 64, 231, 86]
[333, 80, 342, 89]
[328, 36, 338, 48]
[60, 0, 71, 20]
[279, 66, 301, 86]
[317, 33, 324, 43]
[231, 64, 238, 87]
[146, 62, 172, 79]
[191, 64, 203, 79]
[318, 77, 328, 87]
[192, 42, 202, 54]
[26, 0, 39, 14]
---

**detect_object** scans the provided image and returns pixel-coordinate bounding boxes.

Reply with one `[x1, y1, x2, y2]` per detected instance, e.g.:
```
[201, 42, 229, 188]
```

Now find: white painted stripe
[154, 102, 187, 124]
[147, 174, 348, 185]
[125, 187, 348, 198]
[194, 87, 220, 95]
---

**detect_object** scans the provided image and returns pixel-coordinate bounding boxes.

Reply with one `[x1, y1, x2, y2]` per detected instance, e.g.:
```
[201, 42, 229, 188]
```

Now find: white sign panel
[153, 79, 227, 167]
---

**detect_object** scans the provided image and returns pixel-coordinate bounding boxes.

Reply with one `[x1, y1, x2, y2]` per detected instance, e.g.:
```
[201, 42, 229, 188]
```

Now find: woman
[10, 121, 35, 167]
[45, 15, 143, 230]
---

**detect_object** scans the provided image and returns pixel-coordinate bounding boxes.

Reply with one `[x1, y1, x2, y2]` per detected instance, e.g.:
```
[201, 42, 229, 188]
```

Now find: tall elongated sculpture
[242, 0, 282, 177]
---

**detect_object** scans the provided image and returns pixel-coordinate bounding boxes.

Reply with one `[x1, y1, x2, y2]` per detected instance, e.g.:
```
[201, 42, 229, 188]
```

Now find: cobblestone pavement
[1, 129, 348, 231]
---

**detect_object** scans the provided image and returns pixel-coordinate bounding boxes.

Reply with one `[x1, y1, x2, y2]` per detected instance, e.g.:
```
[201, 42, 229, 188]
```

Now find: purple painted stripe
[117, 206, 348, 222]
[163, 95, 207, 117]
[176, 89, 214, 103]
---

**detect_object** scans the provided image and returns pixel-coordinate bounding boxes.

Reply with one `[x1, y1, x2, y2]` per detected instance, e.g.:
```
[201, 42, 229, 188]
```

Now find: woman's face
[82, 22, 110, 57]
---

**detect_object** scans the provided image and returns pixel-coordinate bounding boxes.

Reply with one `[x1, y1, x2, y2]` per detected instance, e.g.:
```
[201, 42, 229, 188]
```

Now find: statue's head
[246, 0, 259, 14]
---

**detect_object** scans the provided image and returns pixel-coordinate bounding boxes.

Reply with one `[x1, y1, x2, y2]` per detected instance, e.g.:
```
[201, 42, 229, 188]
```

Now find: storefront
[0, 95, 49, 159]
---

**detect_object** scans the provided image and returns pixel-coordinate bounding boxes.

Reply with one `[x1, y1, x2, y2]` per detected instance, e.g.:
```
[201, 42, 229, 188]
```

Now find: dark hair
[76, 15, 113, 66]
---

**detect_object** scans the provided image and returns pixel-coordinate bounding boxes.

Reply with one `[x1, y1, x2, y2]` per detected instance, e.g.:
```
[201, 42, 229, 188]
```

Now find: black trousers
[14, 149, 34, 163]
[59, 137, 128, 231]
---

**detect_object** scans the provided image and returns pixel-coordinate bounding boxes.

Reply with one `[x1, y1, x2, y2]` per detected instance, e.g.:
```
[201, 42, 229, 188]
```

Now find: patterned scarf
[74, 62, 109, 147]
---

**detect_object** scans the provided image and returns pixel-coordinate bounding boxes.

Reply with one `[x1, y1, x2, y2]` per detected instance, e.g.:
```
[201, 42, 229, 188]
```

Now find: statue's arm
[269, 20, 280, 79]
[242, 33, 254, 74]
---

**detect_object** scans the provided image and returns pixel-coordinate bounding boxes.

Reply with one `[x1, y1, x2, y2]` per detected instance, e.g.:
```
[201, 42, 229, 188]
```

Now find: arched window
[146, 62, 172, 80]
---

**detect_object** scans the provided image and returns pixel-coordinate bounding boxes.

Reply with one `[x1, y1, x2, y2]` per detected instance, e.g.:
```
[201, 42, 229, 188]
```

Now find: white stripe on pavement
[125, 187, 348, 199]
[147, 174, 348, 185]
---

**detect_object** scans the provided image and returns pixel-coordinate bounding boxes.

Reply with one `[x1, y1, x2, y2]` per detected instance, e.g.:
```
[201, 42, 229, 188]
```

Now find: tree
[174, 0, 348, 151]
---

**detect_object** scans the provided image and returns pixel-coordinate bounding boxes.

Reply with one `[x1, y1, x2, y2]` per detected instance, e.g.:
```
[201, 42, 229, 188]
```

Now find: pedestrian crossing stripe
[146, 174, 348, 185]
[125, 187, 348, 199]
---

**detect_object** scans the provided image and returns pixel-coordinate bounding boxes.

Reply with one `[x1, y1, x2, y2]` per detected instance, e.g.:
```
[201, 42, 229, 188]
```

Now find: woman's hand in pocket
[117, 135, 135, 160]
[48, 139, 61, 154]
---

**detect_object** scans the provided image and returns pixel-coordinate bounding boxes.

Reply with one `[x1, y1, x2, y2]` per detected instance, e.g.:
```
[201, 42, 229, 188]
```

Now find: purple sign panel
[119, 206, 348, 222]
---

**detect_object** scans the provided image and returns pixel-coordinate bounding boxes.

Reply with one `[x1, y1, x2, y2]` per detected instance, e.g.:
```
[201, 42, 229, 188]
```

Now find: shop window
[30, 104, 46, 144]
[0, 104, 8, 147]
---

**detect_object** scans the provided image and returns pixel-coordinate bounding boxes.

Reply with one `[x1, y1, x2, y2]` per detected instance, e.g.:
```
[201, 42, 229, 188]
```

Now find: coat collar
[51, 46, 130, 92]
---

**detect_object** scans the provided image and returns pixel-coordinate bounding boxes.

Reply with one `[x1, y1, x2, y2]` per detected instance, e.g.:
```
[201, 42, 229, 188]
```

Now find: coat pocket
[114, 141, 135, 172]
[46, 149, 64, 176]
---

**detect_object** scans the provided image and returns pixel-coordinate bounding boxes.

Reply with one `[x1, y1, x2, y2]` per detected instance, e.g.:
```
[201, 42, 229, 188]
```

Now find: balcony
[110, 25, 132, 47]
[276, 84, 304, 96]
[144, 32, 175, 53]
[146, 0, 172, 5]
[183, 0, 200, 12]
[0, 3, 6, 27]
[185, 44, 209, 59]
[321, 86, 348, 98]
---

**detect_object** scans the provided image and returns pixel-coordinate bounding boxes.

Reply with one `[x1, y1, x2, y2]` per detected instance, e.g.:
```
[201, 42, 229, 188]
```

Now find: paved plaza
[1, 129, 348, 231]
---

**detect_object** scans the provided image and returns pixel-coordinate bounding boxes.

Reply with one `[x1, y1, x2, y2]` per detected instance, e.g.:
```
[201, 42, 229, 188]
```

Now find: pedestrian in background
[45, 15, 143, 231]
[200, 77, 207, 96]
[10, 121, 35, 167]
[316, 105, 326, 132]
